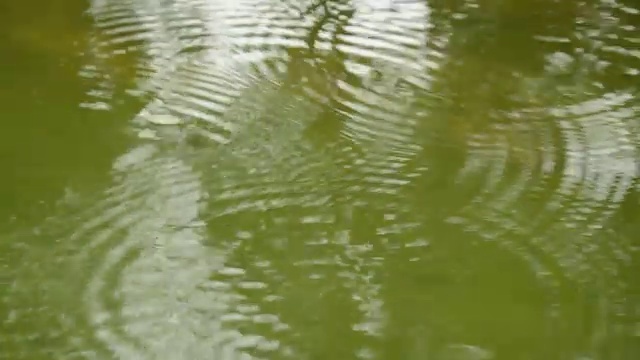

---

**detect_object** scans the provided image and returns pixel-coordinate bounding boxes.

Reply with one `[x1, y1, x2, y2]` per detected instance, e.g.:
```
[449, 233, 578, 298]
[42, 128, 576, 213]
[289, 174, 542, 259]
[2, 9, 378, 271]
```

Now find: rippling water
[2, 0, 640, 359]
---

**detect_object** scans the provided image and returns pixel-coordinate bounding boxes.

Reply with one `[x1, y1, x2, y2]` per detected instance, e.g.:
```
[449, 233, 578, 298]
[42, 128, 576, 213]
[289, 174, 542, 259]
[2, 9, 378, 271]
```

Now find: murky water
[2, 0, 639, 359]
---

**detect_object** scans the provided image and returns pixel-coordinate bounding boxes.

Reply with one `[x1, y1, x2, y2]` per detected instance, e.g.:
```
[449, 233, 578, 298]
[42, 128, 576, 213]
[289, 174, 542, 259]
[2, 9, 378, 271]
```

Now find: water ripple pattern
[37, 144, 280, 359]
[4, 0, 640, 359]
[432, 2, 640, 356]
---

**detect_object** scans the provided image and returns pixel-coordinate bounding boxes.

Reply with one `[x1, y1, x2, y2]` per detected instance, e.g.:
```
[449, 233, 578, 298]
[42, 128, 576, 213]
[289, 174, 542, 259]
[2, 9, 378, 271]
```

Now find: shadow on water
[1, 0, 640, 359]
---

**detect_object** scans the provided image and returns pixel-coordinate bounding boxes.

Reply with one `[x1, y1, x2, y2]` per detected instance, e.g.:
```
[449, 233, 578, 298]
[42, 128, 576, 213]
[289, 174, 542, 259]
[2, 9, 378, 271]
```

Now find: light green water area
[1, 1, 639, 359]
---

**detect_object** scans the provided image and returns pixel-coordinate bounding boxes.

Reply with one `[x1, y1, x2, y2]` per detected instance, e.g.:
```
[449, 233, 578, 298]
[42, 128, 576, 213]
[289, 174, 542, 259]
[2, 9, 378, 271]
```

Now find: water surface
[2, 0, 639, 359]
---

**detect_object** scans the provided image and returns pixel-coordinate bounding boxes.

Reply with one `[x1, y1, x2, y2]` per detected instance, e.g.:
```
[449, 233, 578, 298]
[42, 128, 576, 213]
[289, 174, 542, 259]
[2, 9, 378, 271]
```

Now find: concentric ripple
[4, 145, 291, 359]
[4, 0, 640, 359]
[441, 90, 640, 357]
[416, 3, 640, 356]
[80, 0, 447, 204]
[79, 0, 314, 109]
[81, 0, 443, 188]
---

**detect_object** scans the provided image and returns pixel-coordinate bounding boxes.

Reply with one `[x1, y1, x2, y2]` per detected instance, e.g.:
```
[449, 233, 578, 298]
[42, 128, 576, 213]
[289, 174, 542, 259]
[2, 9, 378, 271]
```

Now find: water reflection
[3, 0, 640, 359]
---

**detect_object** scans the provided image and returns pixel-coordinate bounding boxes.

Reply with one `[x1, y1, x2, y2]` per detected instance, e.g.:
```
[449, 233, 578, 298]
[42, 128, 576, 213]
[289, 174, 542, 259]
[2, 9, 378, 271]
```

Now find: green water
[1, 1, 639, 359]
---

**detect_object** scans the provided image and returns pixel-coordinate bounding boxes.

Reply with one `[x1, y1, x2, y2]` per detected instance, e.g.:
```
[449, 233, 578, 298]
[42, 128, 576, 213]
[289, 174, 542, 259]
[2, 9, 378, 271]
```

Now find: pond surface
[1, 0, 639, 359]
